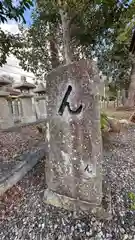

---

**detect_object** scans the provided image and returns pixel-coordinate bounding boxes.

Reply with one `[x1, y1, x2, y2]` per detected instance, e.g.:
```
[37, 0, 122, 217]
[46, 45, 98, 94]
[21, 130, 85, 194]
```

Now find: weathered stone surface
[45, 59, 103, 211]
[12, 99, 20, 123]
[19, 94, 36, 123]
[0, 91, 14, 129]
[35, 97, 47, 120]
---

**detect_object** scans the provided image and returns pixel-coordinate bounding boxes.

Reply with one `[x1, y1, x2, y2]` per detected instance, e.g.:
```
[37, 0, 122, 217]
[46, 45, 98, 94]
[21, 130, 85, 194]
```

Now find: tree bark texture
[49, 24, 60, 69]
[125, 63, 135, 107]
[59, 9, 73, 64]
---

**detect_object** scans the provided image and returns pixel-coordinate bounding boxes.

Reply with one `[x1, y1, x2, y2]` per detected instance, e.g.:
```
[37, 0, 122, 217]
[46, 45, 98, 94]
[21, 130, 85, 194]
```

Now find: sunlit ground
[101, 107, 134, 120]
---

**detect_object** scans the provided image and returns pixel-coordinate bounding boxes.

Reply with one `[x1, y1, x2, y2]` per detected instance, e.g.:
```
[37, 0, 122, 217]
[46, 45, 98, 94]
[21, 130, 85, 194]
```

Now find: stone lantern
[0, 77, 14, 129]
[34, 83, 47, 119]
[6, 86, 20, 123]
[14, 76, 36, 123]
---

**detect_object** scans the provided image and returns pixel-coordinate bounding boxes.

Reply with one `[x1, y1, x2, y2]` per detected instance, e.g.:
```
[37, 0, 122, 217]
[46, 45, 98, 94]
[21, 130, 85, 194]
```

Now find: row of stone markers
[0, 76, 47, 129]
[0, 59, 110, 218]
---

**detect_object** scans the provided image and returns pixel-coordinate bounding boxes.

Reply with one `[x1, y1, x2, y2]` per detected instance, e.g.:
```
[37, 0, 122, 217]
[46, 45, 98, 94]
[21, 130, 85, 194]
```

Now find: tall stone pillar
[44, 60, 104, 213]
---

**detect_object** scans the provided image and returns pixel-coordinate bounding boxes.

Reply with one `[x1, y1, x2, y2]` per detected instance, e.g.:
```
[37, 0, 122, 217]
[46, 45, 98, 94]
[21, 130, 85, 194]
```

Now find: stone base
[38, 114, 47, 120]
[44, 180, 111, 220]
[21, 115, 36, 124]
[13, 116, 21, 123]
[0, 119, 14, 129]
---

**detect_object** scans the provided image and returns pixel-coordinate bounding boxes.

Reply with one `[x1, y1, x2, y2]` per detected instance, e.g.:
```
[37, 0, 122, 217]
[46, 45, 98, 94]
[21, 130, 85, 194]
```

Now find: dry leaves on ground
[0, 125, 44, 162]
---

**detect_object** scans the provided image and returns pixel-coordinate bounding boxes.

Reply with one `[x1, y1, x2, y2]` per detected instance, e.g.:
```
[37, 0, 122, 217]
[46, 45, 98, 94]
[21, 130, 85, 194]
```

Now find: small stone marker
[44, 59, 103, 213]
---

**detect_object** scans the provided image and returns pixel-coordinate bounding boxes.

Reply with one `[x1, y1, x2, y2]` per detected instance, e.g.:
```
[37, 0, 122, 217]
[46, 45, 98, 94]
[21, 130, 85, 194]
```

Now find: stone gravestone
[44, 59, 103, 213]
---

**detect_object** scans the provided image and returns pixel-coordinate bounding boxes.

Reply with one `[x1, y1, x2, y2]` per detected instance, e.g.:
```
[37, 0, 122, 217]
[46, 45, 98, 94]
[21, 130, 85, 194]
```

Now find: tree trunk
[49, 38, 60, 69]
[59, 9, 73, 64]
[125, 63, 135, 107]
[49, 24, 60, 69]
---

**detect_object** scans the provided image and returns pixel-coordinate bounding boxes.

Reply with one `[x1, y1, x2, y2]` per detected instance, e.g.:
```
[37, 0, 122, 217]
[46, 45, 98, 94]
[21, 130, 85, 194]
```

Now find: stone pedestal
[121, 89, 126, 106]
[19, 93, 36, 123]
[0, 91, 14, 129]
[12, 99, 20, 123]
[44, 60, 105, 214]
[35, 96, 47, 119]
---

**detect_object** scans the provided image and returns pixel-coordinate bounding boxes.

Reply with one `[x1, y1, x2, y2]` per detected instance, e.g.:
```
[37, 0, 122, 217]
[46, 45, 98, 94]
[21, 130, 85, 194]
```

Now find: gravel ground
[0, 160, 21, 179]
[0, 124, 44, 179]
[1, 126, 135, 239]
[0, 125, 43, 162]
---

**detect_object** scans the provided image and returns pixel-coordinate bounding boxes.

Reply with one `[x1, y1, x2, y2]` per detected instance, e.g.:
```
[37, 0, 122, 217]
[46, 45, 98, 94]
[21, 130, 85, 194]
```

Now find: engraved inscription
[84, 164, 93, 174]
[58, 85, 82, 116]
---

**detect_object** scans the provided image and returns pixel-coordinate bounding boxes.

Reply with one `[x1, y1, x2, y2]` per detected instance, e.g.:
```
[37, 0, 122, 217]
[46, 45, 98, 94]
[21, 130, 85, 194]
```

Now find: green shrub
[128, 192, 135, 210]
[100, 112, 109, 130]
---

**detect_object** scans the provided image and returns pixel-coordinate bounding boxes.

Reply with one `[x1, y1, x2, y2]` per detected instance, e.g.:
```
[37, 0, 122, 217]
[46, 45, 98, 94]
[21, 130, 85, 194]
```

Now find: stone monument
[14, 76, 36, 124]
[44, 59, 104, 213]
[34, 83, 47, 119]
